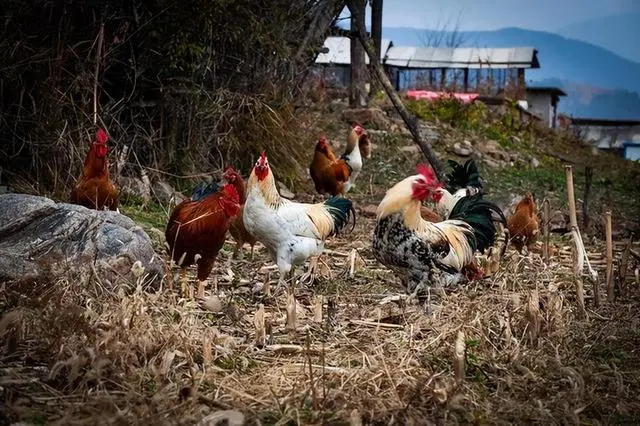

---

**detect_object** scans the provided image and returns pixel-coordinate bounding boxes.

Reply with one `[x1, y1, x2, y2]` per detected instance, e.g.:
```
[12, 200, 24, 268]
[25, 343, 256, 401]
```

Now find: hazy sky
[353, 0, 639, 32]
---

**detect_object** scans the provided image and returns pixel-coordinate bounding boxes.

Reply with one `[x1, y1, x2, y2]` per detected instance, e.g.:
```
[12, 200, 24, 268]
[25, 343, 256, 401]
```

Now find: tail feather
[446, 159, 483, 194]
[191, 181, 221, 201]
[448, 195, 506, 253]
[323, 196, 356, 236]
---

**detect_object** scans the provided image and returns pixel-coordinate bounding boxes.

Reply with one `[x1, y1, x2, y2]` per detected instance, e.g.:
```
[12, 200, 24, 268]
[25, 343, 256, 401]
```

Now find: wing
[276, 201, 322, 239]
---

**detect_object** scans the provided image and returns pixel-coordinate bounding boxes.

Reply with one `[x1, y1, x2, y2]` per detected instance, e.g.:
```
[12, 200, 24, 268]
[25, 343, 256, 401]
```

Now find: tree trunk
[346, 0, 445, 180]
[295, 0, 345, 62]
[370, 0, 383, 93]
[349, 0, 367, 107]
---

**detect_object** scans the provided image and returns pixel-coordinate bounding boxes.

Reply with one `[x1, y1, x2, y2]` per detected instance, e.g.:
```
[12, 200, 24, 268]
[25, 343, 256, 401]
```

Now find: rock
[118, 176, 151, 204]
[146, 227, 168, 252]
[399, 145, 421, 154]
[360, 204, 378, 218]
[478, 139, 509, 161]
[482, 157, 502, 169]
[0, 194, 163, 289]
[530, 157, 540, 168]
[342, 107, 392, 130]
[450, 142, 472, 157]
[461, 140, 473, 149]
[152, 180, 185, 205]
[277, 181, 295, 200]
[549, 210, 569, 233]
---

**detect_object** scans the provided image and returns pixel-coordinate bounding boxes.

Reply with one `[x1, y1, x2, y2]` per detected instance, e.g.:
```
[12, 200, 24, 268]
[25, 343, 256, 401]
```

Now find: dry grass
[2, 204, 640, 425]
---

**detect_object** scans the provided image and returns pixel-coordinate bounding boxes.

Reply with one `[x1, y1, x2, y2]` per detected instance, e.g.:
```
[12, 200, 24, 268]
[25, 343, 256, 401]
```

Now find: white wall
[526, 92, 552, 127]
[573, 124, 640, 149]
[625, 145, 640, 161]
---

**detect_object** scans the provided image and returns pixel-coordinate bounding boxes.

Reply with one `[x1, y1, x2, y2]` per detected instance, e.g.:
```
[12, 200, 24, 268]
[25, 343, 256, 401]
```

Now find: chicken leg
[300, 256, 319, 285]
[180, 269, 190, 300]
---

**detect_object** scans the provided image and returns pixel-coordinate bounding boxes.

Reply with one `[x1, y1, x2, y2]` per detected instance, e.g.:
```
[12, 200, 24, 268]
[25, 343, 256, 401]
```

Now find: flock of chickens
[69, 125, 542, 315]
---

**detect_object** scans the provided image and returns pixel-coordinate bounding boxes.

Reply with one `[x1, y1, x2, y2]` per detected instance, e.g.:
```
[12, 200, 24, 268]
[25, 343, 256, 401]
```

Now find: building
[314, 36, 540, 98]
[567, 117, 640, 160]
[525, 86, 567, 128]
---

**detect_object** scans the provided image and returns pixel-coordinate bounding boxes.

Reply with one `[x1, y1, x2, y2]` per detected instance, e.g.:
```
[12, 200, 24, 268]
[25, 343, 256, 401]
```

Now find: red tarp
[406, 90, 479, 104]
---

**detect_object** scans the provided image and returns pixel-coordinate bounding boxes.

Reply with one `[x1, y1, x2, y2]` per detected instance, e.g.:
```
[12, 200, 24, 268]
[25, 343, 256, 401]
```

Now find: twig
[605, 211, 614, 302]
[350, 319, 404, 329]
[92, 22, 105, 126]
[543, 199, 550, 263]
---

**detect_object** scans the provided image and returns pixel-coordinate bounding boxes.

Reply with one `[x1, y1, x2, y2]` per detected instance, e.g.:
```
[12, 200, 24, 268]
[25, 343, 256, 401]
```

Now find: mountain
[379, 26, 640, 119]
[556, 14, 640, 63]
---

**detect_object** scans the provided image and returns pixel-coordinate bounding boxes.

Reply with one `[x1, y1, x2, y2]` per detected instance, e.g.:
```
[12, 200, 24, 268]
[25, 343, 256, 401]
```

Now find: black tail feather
[446, 159, 484, 195]
[191, 181, 221, 201]
[324, 196, 356, 235]
[449, 194, 506, 253]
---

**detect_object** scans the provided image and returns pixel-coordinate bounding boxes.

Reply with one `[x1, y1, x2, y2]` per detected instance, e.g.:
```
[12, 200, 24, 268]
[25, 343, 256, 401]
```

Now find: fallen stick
[350, 319, 405, 330]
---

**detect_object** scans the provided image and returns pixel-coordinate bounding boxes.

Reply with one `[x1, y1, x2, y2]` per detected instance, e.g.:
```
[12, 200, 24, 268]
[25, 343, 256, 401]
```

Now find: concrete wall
[571, 124, 640, 149]
[526, 92, 552, 127]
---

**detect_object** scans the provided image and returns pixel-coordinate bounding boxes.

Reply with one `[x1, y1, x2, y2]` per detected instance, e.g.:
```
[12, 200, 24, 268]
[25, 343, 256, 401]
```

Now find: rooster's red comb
[222, 183, 239, 203]
[416, 163, 439, 185]
[353, 124, 364, 135]
[96, 128, 108, 144]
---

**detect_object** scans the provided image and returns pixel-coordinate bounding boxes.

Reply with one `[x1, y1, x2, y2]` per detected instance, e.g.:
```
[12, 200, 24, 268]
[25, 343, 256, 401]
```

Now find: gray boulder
[0, 194, 164, 290]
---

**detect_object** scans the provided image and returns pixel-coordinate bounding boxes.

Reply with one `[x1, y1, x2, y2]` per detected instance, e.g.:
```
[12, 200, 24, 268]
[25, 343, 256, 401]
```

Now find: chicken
[372, 164, 505, 297]
[69, 128, 119, 211]
[309, 136, 352, 196]
[341, 124, 369, 193]
[166, 183, 240, 299]
[507, 191, 540, 253]
[434, 159, 484, 219]
[244, 151, 355, 297]
[222, 167, 258, 261]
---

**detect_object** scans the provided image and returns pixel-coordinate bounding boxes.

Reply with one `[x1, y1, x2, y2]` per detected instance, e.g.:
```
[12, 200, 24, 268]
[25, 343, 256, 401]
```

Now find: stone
[360, 204, 378, 218]
[152, 180, 185, 205]
[482, 157, 502, 169]
[399, 145, 421, 154]
[530, 157, 540, 168]
[549, 210, 569, 233]
[461, 140, 473, 149]
[277, 181, 295, 200]
[342, 107, 392, 130]
[118, 176, 151, 204]
[450, 142, 473, 157]
[0, 194, 164, 289]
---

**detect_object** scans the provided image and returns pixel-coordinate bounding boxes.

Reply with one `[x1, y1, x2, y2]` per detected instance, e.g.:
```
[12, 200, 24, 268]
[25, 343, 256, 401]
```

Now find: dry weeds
[2, 207, 640, 425]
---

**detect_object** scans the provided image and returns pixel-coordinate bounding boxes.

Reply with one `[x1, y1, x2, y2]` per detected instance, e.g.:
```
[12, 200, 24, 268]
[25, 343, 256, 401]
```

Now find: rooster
[434, 159, 484, 219]
[341, 124, 370, 193]
[166, 183, 240, 299]
[309, 137, 352, 196]
[372, 165, 505, 297]
[244, 151, 355, 296]
[190, 166, 254, 260]
[507, 191, 540, 253]
[69, 128, 119, 211]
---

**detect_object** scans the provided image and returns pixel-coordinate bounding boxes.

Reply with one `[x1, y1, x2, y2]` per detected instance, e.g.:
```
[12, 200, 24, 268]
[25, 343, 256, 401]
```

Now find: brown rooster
[222, 167, 258, 261]
[507, 191, 540, 253]
[166, 183, 240, 299]
[70, 128, 119, 211]
[309, 136, 351, 196]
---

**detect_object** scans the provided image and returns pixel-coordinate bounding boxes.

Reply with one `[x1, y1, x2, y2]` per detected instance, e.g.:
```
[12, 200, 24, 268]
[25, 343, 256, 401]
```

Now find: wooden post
[439, 68, 446, 90]
[542, 199, 550, 263]
[517, 68, 525, 100]
[370, 0, 383, 94]
[349, 0, 367, 107]
[583, 166, 593, 231]
[346, 1, 445, 180]
[564, 165, 578, 230]
[605, 211, 614, 302]
[463, 68, 469, 92]
[618, 235, 633, 298]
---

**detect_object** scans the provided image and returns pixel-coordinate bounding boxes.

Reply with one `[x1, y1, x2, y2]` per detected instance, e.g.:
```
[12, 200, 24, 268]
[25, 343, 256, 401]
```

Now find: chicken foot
[180, 269, 191, 300]
[299, 256, 320, 286]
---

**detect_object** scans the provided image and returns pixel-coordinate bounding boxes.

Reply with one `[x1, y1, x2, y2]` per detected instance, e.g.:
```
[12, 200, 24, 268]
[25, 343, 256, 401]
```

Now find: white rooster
[341, 124, 371, 193]
[243, 151, 355, 296]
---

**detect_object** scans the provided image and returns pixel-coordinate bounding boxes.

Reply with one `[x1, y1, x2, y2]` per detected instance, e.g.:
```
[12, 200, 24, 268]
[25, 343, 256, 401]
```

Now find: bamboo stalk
[605, 211, 614, 302]
[564, 165, 578, 229]
[454, 331, 466, 383]
[543, 199, 550, 263]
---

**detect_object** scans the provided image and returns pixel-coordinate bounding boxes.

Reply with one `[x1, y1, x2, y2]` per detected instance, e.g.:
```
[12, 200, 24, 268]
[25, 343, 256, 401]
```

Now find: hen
[69, 128, 119, 211]
[309, 137, 351, 196]
[244, 151, 355, 297]
[222, 167, 259, 261]
[507, 191, 540, 253]
[372, 164, 505, 297]
[166, 183, 240, 299]
[341, 124, 370, 193]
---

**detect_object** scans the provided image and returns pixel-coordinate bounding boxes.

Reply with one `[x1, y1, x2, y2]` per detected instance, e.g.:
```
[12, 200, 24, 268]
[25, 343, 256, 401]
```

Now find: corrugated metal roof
[315, 36, 392, 65]
[386, 46, 539, 69]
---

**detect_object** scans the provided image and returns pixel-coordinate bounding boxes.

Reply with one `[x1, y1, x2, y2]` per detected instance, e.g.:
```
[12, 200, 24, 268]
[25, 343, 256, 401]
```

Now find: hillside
[381, 26, 640, 119]
[556, 13, 640, 63]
